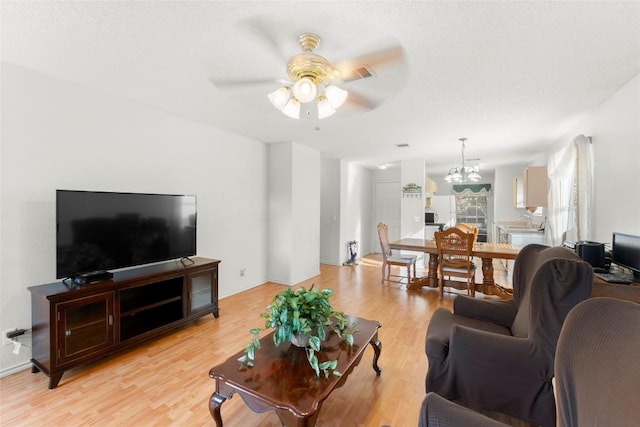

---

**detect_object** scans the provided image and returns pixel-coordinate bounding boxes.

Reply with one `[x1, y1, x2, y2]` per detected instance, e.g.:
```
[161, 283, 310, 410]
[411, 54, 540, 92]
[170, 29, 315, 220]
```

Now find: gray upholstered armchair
[419, 297, 640, 427]
[424, 245, 593, 427]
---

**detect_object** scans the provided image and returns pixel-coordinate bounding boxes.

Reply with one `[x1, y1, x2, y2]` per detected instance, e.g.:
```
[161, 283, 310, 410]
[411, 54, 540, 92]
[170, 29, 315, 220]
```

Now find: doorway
[372, 181, 401, 252]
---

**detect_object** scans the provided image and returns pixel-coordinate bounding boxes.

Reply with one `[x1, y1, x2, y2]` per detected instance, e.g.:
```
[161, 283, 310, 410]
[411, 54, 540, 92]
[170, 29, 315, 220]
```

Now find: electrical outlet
[240, 268, 247, 277]
[2, 329, 14, 346]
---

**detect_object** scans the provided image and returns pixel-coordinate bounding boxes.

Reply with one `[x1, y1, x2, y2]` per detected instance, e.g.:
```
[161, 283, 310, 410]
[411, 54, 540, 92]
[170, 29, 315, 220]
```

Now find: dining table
[389, 238, 520, 298]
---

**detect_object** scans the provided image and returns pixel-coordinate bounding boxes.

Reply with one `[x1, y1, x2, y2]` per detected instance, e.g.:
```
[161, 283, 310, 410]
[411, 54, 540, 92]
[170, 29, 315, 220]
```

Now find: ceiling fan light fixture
[268, 33, 357, 119]
[325, 84, 348, 109]
[317, 97, 336, 119]
[267, 86, 291, 111]
[292, 77, 317, 103]
[282, 98, 301, 119]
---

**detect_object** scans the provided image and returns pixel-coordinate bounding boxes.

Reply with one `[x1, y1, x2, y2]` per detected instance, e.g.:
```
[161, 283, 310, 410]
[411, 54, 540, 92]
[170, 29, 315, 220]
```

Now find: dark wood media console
[28, 257, 220, 389]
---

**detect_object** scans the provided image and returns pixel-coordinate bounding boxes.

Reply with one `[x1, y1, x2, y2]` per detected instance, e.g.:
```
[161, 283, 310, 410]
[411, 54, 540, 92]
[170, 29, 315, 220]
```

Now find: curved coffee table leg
[209, 391, 228, 427]
[369, 338, 382, 375]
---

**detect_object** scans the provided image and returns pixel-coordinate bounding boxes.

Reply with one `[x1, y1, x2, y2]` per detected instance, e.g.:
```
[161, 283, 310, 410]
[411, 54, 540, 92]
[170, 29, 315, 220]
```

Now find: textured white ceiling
[2, 1, 639, 172]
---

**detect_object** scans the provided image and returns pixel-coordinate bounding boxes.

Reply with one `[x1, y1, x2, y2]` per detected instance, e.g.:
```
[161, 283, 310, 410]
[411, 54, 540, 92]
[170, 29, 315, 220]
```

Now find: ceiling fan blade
[238, 15, 289, 63]
[335, 45, 406, 82]
[209, 76, 285, 89]
[344, 89, 378, 110]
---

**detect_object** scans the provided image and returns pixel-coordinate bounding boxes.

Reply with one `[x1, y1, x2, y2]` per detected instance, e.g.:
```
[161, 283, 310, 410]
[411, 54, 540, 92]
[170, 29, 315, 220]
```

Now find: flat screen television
[612, 232, 640, 281]
[56, 190, 197, 279]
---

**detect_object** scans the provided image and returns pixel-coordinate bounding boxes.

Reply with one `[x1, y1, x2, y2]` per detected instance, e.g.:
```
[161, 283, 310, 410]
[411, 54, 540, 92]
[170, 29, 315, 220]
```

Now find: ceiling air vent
[344, 65, 376, 82]
[354, 66, 375, 79]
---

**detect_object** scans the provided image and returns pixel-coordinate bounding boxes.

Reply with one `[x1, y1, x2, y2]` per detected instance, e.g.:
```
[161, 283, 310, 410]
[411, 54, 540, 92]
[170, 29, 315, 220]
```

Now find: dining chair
[376, 222, 417, 284]
[453, 223, 478, 242]
[433, 227, 476, 298]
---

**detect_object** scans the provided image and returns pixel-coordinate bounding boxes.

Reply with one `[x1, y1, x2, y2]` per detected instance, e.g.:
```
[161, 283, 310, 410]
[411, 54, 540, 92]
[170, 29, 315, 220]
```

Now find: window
[455, 195, 488, 242]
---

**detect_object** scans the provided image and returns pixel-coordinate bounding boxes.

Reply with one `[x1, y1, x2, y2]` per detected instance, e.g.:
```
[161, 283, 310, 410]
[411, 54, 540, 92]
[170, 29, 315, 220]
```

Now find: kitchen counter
[506, 228, 545, 235]
[496, 222, 544, 240]
[496, 223, 545, 284]
[424, 223, 446, 239]
[497, 224, 544, 246]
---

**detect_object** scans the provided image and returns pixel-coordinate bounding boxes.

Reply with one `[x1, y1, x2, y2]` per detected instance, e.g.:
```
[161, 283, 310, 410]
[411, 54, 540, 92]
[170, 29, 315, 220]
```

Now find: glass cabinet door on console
[56, 291, 115, 366]
[187, 269, 218, 317]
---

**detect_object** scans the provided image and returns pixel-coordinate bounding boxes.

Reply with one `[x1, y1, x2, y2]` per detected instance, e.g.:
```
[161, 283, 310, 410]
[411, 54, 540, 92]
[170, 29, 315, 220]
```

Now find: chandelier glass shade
[444, 138, 482, 183]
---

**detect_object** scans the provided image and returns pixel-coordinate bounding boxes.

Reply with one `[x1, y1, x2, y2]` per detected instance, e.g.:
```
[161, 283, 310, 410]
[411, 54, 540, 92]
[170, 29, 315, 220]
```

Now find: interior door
[373, 181, 401, 251]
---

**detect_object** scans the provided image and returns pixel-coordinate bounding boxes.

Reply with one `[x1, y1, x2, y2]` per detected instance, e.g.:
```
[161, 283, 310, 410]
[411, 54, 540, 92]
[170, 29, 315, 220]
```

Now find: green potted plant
[238, 285, 357, 378]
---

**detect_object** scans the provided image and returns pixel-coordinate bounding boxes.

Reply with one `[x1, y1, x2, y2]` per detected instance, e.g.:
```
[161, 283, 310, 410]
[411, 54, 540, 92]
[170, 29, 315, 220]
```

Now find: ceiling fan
[210, 27, 406, 119]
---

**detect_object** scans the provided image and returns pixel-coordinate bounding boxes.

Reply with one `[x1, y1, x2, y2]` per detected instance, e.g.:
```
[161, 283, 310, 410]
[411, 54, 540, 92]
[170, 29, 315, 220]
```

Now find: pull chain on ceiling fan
[267, 33, 348, 119]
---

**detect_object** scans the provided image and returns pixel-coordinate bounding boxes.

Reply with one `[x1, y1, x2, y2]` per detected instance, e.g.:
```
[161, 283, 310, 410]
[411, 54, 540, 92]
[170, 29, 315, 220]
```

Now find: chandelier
[267, 33, 348, 119]
[444, 138, 482, 183]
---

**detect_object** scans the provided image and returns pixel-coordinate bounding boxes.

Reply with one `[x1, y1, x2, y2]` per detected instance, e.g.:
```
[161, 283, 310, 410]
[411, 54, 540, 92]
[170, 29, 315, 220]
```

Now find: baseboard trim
[0, 360, 32, 379]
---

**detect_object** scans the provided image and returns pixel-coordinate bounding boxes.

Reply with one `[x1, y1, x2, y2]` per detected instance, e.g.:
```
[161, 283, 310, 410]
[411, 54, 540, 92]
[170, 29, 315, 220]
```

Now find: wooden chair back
[453, 223, 479, 242]
[377, 222, 392, 258]
[434, 227, 476, 298]
[377, 222, 417, 284]
[435, 227, 475, 268]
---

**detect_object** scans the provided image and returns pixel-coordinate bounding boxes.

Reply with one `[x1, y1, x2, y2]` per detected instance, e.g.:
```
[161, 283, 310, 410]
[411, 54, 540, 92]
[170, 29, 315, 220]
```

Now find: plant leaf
[346, 334, 354, 346]
[319, 361, 332, 370]
[309, 355, 320, 377]
[309, 336, 321, 351]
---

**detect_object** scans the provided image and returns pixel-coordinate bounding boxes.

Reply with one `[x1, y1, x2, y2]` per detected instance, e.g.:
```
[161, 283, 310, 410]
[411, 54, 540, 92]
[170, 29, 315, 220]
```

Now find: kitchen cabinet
[513, 166, 548, 208]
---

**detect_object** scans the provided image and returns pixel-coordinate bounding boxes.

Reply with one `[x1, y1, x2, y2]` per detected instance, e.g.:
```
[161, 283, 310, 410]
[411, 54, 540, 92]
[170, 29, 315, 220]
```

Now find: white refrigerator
[429, 195, 456, 227]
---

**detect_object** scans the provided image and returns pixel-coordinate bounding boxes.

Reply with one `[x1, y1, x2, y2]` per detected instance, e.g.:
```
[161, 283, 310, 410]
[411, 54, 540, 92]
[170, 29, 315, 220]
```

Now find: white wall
[320, 159, 373, 265]
[550, 73, 640, 243]
[493, 165, 527, 222]
[268, 142, 320, 284]
[320, 159, 341, 265]
[400, 158, 426, 239]
[0, 63, 270, 374]
[340, 162, 373, 261]
[292, 144, 321, 283]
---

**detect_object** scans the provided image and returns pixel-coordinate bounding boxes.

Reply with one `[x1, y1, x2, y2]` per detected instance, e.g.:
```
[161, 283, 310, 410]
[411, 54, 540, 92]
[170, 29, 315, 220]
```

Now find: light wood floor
[0, 255, 528, 427]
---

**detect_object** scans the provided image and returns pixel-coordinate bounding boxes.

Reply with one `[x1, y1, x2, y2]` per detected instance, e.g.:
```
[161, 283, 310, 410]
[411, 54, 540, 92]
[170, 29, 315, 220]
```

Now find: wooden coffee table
[208, 315, 382, 426]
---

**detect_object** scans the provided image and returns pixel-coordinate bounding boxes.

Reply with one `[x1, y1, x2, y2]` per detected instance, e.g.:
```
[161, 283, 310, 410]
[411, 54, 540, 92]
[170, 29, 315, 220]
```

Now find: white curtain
[546, 135, 594, 246]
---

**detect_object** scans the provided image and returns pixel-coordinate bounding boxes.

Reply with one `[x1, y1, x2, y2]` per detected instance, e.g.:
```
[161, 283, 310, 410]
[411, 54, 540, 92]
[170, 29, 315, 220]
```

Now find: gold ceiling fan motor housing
[287, 33, 341, 85]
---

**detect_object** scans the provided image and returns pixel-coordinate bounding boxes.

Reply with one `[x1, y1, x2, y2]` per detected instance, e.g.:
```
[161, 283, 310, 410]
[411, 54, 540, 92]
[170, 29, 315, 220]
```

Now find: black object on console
[576, 241, 605, 268]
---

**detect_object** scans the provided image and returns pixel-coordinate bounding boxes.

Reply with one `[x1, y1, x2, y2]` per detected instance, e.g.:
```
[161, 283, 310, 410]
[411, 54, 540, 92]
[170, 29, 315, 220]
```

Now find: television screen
[56, 190, 197, 279]
[612, 232, 640, 278]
